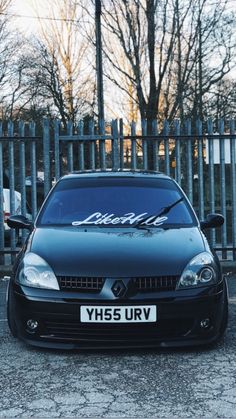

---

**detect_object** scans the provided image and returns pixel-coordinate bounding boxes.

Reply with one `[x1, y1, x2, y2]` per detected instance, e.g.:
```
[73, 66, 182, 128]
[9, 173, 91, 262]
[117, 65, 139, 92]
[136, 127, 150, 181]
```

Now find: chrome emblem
[112, 280, 127, 298]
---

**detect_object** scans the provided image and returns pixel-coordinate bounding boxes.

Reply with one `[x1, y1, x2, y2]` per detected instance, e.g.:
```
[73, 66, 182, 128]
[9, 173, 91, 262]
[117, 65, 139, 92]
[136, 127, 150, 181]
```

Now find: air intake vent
[58, 276, 105, 293]
[133, 276, 179, 292]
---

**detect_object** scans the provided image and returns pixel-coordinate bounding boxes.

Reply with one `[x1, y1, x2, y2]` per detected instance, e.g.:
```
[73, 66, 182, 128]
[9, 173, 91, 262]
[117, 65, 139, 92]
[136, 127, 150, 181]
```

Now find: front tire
[211, 280, 228, 346]
[218, 287, 228, 338]
[7, 282, 18, 338]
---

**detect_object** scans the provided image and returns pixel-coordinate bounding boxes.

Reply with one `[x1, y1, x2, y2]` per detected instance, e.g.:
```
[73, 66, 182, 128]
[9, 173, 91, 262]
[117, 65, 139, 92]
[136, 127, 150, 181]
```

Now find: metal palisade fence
[0, 118, 236, 263]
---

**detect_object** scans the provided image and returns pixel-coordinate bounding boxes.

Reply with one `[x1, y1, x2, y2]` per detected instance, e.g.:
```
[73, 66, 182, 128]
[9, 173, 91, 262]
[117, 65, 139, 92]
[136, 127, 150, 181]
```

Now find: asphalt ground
[1, 276, 236, 418]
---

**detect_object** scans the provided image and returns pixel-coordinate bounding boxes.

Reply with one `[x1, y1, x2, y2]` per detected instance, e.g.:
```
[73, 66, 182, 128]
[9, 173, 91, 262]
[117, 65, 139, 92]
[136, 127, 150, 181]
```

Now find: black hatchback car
[7, 171, 228, 349]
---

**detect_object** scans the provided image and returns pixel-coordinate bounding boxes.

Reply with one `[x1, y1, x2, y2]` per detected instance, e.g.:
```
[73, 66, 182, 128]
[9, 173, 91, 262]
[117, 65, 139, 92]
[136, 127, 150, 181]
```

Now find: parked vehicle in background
[3, 189, 31, 244]
[3, 189, 21, 241]
[25, 176, 45, 209]
[25, 176, 44, 187]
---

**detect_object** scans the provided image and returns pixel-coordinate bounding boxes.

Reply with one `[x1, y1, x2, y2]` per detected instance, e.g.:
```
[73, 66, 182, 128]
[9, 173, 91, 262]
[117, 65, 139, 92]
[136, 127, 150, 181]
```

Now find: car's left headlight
[176, 252, 219, 290]
[17, 252, 59, 290]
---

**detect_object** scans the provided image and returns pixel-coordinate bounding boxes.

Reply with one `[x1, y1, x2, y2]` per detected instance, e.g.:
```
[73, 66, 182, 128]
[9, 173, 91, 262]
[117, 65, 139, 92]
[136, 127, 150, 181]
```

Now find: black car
[7, 171, 228, 349]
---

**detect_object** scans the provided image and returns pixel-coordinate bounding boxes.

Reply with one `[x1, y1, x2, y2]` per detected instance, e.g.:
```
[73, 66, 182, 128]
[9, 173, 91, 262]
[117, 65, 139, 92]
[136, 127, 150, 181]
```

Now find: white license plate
[80, 305, 157, 323]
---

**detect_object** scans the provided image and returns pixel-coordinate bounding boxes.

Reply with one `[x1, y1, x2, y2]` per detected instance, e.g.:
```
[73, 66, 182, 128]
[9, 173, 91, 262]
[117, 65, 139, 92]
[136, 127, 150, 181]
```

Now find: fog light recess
[200, 318, 211, 329]
[26, 319, 39, 332]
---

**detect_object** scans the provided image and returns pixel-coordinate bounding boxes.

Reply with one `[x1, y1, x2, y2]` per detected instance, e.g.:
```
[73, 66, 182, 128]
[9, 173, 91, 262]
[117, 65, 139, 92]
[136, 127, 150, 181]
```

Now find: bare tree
[102, 0, 235, 125]
[0, 0, 24, 117]
[205, 78, 236, 121]
[102, 1, 174, 125]
[180, 0, 235, 122]
[101, 0, 190, 167]
[22, 0, 96, 125]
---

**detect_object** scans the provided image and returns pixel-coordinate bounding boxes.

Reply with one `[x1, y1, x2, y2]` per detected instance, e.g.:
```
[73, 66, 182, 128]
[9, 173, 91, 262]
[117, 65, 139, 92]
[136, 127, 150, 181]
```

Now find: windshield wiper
[135, 197, 184, 228]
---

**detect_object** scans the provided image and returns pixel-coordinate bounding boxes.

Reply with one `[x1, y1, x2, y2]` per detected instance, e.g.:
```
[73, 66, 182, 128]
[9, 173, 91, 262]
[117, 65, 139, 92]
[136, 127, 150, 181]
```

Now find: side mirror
[7, 215, 33, 231]
[200, 213, 224, 230]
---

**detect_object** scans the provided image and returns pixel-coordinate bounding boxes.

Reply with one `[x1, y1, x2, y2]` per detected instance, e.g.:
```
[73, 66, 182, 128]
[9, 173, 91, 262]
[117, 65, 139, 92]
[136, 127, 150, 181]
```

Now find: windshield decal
[72, 212, 168, 227]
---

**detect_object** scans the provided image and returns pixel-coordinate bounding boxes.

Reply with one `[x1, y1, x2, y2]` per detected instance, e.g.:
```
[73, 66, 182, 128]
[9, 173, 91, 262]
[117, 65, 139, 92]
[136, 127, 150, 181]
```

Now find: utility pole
[198, 13, 203, 120]
[95, 0, 104, 124]
[176, 0, 183, 123]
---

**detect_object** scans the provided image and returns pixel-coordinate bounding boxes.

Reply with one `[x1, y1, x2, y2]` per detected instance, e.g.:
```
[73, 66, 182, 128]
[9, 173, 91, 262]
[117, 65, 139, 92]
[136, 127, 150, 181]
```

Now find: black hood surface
[30, 226, 205, 277]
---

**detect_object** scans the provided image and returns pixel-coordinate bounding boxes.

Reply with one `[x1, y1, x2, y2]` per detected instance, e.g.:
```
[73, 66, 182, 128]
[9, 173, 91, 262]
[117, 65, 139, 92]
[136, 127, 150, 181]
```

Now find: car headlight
[176, 252, 219, 290]
[17, 252, 59, 290]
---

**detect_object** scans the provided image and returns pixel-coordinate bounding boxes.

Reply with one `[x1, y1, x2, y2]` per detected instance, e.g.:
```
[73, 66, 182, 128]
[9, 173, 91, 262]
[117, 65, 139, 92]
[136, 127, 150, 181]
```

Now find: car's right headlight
[176, 252, 219, 290]
[17, 252, 59, 290]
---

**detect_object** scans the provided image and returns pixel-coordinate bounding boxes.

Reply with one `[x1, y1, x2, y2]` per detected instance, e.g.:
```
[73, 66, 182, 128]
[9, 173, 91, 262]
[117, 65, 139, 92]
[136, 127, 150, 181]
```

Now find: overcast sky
[10, 0, 50, 35]
[10, 0, 236, 36]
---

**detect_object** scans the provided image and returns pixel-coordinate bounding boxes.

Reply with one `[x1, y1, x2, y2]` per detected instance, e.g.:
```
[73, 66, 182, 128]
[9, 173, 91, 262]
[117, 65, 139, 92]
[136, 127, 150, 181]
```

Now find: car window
[37, 177, 196, 227]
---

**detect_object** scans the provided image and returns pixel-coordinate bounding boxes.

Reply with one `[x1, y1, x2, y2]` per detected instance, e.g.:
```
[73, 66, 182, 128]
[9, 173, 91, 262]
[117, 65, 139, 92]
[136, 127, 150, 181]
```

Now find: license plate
[80, 305, 157, 323]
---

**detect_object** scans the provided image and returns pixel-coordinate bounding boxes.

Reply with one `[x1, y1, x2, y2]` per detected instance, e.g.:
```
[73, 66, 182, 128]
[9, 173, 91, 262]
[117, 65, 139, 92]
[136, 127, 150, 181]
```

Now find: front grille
[58, 276, 105, 293]
[57, 275, 179, 293]
[133, 276, 179, 292]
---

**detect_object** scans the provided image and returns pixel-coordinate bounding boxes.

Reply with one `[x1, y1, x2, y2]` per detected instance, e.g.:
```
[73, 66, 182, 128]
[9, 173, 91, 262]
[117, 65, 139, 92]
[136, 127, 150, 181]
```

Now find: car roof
[59, 170, 172, 181]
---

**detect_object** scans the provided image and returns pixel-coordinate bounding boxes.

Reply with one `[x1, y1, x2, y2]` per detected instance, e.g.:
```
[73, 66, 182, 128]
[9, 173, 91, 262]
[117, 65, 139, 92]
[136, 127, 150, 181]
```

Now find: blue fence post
[119, 119, 124, 170]
[67, 120, 73, 172]
[185, 119, 193, 203]
[141, 119, 148, 170]
[174, 119, 181, 185]
[18, 120, 27, 243]
[218, 119, 227, 258]
[43, 118, 51, 197]
[54, 119, 60, 180]
[8, 121, 16, 259]
[78, 120, 85, 171]
[131, 121, 137, 170]
[230, 120, 236, 260]
[163, 120, 170, 176]
[112, 119, 119, 170]
[99, 119, 106, 170]
[18, 121, 26, 215]
[152, 120, 158, 171]
[207, 118, 216, 247]
[89, 119, 95, 170]
[196, 119, 204, 221]
[29, 121, 37, 220]
[0, 122, 4, 263]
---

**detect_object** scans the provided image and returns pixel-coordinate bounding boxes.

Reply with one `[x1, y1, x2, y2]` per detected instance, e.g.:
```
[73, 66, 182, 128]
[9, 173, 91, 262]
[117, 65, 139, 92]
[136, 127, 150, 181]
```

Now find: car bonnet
[29, 226, 205, 278]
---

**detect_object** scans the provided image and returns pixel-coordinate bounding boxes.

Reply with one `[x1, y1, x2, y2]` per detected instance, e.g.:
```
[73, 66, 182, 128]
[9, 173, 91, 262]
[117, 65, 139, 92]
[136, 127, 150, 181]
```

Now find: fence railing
[1, 118, 236, 263]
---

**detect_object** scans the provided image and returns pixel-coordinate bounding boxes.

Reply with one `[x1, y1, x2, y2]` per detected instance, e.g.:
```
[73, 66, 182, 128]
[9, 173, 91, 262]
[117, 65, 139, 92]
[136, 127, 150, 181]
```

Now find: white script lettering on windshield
[72, 212, 168, 226]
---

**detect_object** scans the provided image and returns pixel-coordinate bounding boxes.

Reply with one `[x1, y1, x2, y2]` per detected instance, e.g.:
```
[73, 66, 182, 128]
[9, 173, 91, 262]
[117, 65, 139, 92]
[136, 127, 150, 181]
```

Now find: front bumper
[11, 281, 227, 349]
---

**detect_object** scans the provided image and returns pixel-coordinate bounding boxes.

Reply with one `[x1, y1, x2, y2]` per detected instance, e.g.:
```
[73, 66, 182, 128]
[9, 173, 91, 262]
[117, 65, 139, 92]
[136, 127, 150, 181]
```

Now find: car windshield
[37, 177, 196, 227]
